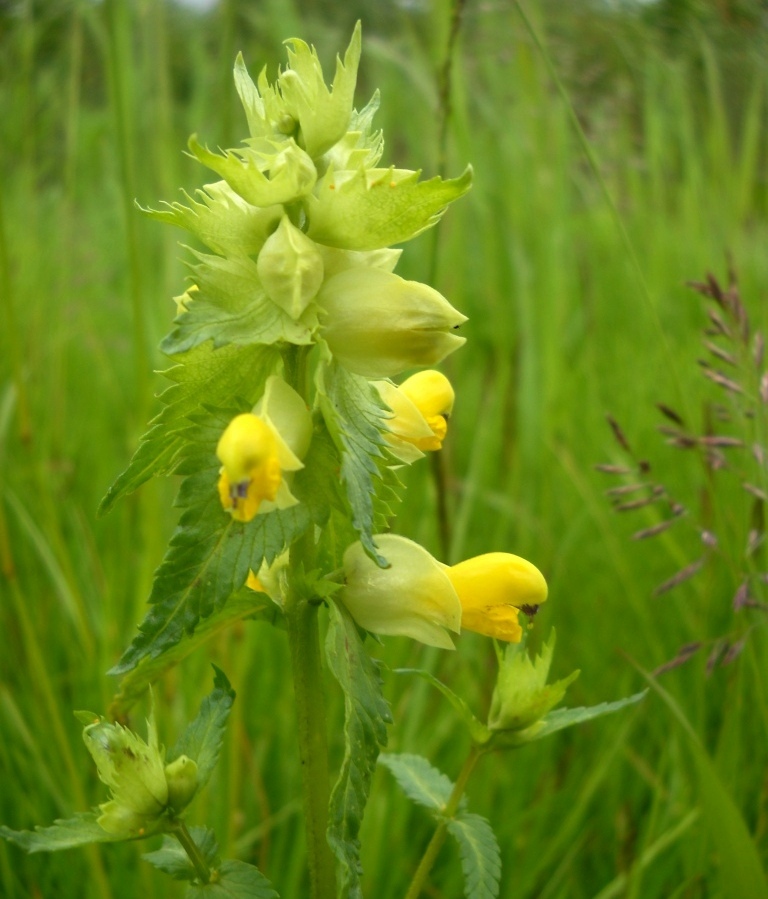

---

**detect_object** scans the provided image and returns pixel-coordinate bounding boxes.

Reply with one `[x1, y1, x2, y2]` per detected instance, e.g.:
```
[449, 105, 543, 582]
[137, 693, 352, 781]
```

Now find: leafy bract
[143, 827, 220, 881]
[326, 600, 391, 899]
[109, 408, 314, 675]
[378, 753, 465, 813]
[307, 165, 473, 250]
[99, 343, 280, 515]
[186, 860, 278, 899]
[446, 812, 502, 899]
[141, 182, 282, 257]
[161, 253, 315, 356]
[0, 813, 123, 853]
[317, 356, 398, 565]
[168, 667, 235, 791]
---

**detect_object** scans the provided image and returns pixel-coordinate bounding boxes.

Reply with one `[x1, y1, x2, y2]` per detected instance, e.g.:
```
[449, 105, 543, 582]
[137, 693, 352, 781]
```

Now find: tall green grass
[1, 1, 767, 897]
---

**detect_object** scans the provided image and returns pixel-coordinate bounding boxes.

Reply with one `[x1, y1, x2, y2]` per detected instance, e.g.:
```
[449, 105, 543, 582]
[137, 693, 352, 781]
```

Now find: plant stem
[285, 557, 337, 899]
[403, 744, 484, 899]
[174, 820, 211, 885]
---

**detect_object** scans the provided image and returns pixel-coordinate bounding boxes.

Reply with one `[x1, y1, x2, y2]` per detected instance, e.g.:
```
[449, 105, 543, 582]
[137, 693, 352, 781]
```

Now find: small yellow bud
[446, 553, 548, 642]
[216, 414, 282, 523]
[399, 370, 454, 451]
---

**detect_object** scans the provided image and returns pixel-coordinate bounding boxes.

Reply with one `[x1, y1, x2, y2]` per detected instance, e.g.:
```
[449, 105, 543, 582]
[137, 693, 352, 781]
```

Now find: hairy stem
[173, 819, 211, 885]
[404, 744, 483, 899]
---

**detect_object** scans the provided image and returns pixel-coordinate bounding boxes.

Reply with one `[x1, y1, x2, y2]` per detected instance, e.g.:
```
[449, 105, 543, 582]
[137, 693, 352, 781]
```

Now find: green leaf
[317, 357, 399, 565]
[141, 182, 283, 257]
[143, 827, 220, 881]
[161, 253, 315, 356]
[99, 343, 280, 515]
[446, 812, 502, 899]
[642, 675, 768, 899]
[325, 600, 391, 899]
[186, 860, 278, 898]
[378, 753, 465, 813]
[0, 812, 122, 853]
[109, 408, 313, 675]
[307, 165, 473, 250]
[395, 669, 491, 745]
[110, 590, 282, 718]
[167, 667, 235, 790]
[494, 691, 648, 748]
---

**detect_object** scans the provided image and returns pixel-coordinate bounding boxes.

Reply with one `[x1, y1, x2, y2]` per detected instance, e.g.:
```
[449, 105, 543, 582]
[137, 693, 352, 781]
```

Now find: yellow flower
[446, 553, 548, 642]
[398, 370, 454, 451]
[216, 377, 311, 523]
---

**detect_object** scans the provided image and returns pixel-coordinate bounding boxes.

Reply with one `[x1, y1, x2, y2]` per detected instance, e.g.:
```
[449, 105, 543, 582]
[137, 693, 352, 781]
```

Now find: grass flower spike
[217, 376, 310, 522]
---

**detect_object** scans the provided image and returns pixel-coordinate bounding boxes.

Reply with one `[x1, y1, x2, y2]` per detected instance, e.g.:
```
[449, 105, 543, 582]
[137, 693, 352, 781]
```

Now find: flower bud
[446, 553, 548, 643]
[217, 377, 311, 523]
[257, 216, 324, 319]
[340, 535, 462, 649]
[318, 268, 467, 378]
[397, 370, 454, 452]
[164, 755, 199, 813]
[374, 379, 436, 464]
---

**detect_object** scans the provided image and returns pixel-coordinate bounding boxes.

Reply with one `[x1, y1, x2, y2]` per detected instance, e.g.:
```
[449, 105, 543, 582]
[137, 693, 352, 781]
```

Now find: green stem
[173, 820, 211, 885]
[285, 555, 337, 899]
[404, 744, 484, 899]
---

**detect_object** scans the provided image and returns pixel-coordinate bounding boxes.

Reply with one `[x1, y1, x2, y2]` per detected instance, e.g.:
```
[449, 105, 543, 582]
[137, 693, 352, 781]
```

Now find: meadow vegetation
[1, 0, 767, 896]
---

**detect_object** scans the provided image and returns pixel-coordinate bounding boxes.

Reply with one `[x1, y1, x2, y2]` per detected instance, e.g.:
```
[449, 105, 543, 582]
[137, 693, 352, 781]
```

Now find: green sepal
[186, 860, 279, 898]
[378, 753, 467, 814]
[188, 135, 316, 208]
[109, 407, 314, 675]
[140, 183, 282, 257]
[316, 355, 400, 566]
[0, 812, 126, 853]
[326, 600, 391, 899]
[279, 22, 361, 159]
[446, 812, 502, 899]
[161, 252, 316, 356]
[395, 669, 492, 745]
[143, 826, 220, 881]
[99, 343, 281, 515]
[307, 165, 473, 250]
[490, 691, 648, 749]
[167, 667, 235, 793]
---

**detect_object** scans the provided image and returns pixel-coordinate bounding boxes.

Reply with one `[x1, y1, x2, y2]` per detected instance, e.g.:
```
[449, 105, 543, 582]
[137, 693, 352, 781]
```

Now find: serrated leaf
[446, 812, 501, 899]
[186, 860, 278, 898]
[307, 165, 473, 250]
[161, 253, 315, 356]
[111, 590, 282, 718]
[0, 812, 122, 853]
[167, 667, 235, 790]
[317, 357, 398, 565]
[394, 669, 492, 745]
[326, 600, 391, 899]
[99, 343, 280, 515]
[378, 753, 466, 814]
[495, 691, 648, 748]
[143, 827, 220, 881]
[141, 182, 283, 256]
[110, 409, 313, 675]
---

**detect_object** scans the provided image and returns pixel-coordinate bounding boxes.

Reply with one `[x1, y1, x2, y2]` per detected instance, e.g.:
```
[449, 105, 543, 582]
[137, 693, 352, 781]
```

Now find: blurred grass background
[2, 0, 768, 896]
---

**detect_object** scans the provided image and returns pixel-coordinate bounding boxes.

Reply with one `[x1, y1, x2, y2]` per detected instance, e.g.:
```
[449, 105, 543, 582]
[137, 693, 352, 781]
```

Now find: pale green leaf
[141, 182, 282, 257]
[326, 600, 391, 899]
[161, 253, 315, 356]
[446, 812, 501, 899]
[186, 860, 278, 898]
[143, 827, 220, 881]
[307, 165, 473, 250]
[99, 343, 280, 515]
[378, 753, 465, 813]
[168, 667, 235, 791]
[0, 812, 122, 853]
[395, 669, 491, 745]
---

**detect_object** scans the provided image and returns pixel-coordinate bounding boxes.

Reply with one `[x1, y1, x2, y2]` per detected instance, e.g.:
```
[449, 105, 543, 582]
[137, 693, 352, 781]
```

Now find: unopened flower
[80, 709, 198, 838]
[217, 377, 311, 522]
[376, 370, 455, 462]
[318, 268, 466, 378]
[339, 536, 547, 647]
[446, 553, 548, 643]
[257, 215, 324, 319]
